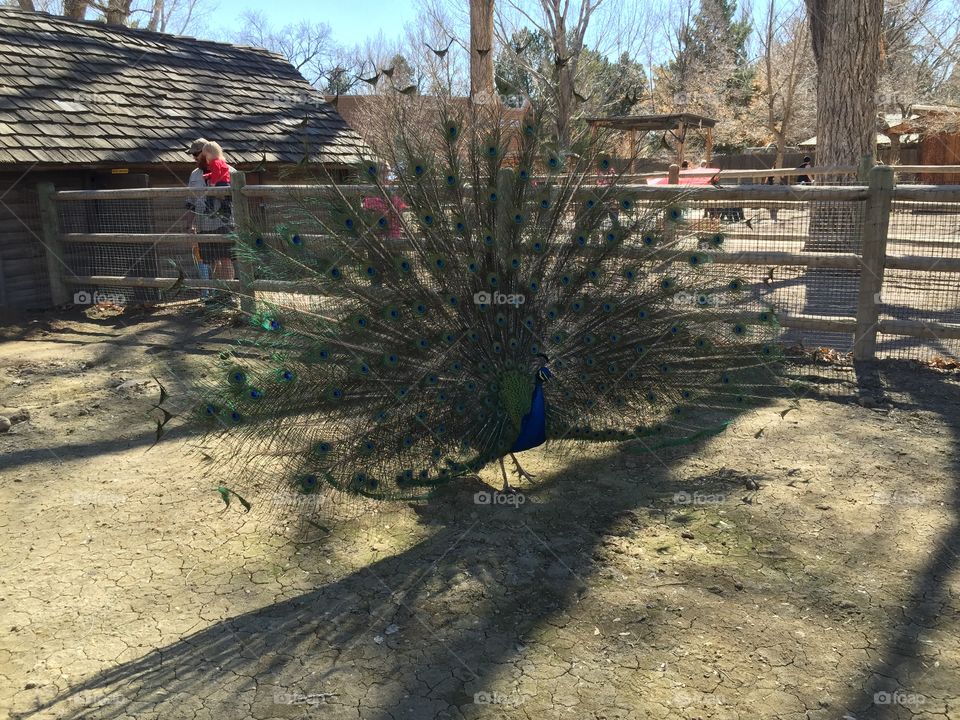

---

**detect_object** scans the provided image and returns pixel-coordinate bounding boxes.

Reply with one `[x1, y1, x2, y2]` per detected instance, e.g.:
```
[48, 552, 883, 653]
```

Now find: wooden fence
[40, 165, 960, 362]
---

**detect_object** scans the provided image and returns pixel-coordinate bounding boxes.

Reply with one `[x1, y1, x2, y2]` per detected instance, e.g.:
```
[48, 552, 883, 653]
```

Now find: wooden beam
[676, 122, 687, 165]
[854, 165, 895, 361]
[231, 172, 255, 313]
[63, 275, 241, 291]
[54, 186, 230, 201]
[37, 182, 70, 306]
[62, 233, 234, 244]
[704, 127, 714, 163]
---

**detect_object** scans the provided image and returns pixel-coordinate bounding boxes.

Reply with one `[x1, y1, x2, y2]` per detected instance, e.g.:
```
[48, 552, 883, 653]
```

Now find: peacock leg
[498, 456, 513, 492]
[509, 453, 536, 482]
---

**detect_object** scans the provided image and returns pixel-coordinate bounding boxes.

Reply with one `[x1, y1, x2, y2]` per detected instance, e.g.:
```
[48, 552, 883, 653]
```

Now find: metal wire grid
[56, 194, 227, 303]
[49, 187, 960, 361]
[879, 199, 960, 360]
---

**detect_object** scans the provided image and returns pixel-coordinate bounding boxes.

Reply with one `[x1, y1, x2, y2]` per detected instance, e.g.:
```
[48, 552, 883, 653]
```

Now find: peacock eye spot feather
[254, 237, 264, 247]
[230, 410, 242, 422]
[205, 404, 218, 416]
[329, 267, 342, 280]
[248, 388, 262, 399]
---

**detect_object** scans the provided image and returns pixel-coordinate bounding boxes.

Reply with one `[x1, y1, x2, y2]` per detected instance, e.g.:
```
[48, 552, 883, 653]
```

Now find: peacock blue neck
[510, 366, 550, 453]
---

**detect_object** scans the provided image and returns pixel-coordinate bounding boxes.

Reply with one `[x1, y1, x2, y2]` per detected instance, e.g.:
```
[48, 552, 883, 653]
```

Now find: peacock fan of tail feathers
[161, 98, 785, 528]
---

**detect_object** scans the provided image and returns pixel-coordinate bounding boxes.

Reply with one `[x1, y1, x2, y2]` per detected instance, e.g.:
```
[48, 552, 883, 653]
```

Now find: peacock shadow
[13, 428, 766, 720]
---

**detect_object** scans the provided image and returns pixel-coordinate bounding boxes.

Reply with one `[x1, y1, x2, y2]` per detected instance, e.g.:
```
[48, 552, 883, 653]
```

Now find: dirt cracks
[0, 307, 958, 719]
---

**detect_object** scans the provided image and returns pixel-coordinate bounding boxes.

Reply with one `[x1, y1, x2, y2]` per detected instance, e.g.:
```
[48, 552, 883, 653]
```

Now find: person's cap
[803, 155, 811, 162]
[187, 138, 209, 155]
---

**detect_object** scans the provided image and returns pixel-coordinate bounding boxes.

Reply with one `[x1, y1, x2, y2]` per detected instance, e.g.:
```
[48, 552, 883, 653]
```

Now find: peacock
[158, 98, 783, 522]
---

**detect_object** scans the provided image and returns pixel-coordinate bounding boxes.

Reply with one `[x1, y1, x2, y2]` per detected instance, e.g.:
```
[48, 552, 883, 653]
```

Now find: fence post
[36, 182, 71, 306]
[668, 163, 680, 184]
[229, 172, 255, 313]
[853, 165, 894, 361]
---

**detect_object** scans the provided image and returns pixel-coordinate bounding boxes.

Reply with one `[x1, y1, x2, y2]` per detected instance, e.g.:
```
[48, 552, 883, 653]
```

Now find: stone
[0, 416, 10, 433]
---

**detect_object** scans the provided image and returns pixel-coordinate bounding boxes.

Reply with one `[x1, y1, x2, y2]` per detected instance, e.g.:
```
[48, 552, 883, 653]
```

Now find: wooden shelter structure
[0, 7, 365, 311]
[586, 113, 718, 170]
[886, 105, 960, 184]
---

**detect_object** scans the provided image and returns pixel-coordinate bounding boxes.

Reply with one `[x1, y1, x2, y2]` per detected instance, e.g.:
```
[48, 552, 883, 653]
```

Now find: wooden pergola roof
[586, 113, 719, 167]
[585, 113, 718, 132]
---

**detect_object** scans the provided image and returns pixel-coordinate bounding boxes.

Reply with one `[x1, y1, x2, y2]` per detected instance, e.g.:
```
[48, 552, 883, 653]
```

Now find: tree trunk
[148, 0, 164, 31]
[104, 0, 133, 25]
[804, 0, 882, 253]
[798, 0, 882, 352]
[806, 0, 882, 177]
[469, 0, 496, 104]
[62, 0, 88, 19]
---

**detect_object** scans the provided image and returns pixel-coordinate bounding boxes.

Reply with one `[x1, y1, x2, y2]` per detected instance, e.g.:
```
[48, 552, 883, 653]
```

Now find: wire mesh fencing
[44, 176, 960, 363]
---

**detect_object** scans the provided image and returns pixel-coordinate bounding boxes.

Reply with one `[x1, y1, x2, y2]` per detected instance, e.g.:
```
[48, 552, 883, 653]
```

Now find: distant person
[699, 160, 708, 168]
[185, 138, 236, 300]
[797, 155, 812, 184]
[681, 160, 689, 169]
[201, 142, 231, 192]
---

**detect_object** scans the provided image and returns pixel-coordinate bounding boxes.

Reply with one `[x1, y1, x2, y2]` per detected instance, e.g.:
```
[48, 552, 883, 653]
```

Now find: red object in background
[203, 158, 231, 185]
[647, 168, 720, 185]
[362, 195, 408, 239]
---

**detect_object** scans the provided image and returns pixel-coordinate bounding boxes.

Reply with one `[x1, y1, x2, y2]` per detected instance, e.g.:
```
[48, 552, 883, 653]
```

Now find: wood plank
[62, 233, 234, 244]
[63, 275, 242, 290]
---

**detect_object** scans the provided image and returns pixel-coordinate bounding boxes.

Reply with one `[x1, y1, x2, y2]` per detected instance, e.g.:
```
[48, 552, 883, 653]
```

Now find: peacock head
[535, 353, 552, 383]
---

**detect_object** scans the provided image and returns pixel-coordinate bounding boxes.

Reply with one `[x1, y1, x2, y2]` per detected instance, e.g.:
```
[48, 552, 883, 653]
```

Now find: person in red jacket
[201, 141, 231, 186]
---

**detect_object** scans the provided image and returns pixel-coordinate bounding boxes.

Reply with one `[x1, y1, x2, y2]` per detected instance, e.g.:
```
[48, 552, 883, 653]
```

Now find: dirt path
[1, 306, 958, 720]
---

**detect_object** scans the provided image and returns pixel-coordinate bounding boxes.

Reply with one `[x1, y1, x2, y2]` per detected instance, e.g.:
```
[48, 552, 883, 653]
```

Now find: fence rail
[41, 165, 960, 362]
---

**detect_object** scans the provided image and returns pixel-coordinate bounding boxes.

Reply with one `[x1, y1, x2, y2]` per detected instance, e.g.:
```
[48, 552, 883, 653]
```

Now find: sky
[220, 0, 418, 49]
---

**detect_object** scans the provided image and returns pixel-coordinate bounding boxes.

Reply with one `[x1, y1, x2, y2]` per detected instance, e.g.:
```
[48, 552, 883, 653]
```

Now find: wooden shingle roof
[0, 8, 367, 167]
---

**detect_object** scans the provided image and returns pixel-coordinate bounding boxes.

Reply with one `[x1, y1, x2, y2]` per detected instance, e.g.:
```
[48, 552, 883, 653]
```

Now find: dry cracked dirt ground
[1, 304, 959, 720]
